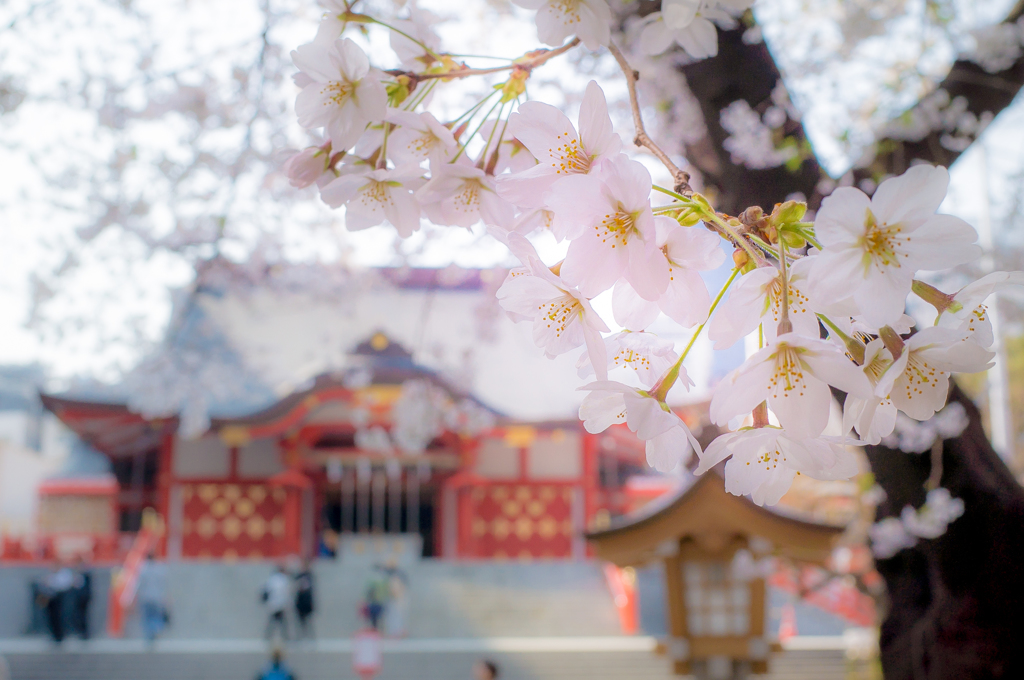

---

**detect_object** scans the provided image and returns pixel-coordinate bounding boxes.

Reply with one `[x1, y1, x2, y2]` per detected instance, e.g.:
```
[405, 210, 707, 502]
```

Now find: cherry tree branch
[386, 38, 581, 83]
[607, 41, 692, 195]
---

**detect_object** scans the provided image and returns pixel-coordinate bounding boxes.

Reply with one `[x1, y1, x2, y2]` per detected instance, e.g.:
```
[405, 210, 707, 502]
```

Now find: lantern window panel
[683, 560, 751, 637]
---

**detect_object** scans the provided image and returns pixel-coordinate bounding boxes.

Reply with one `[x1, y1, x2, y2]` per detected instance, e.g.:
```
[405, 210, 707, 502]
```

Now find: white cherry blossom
[480, 120, 537, 175]
[611, 219, 725, 330]
[936, 271, 1024, 348]
[808, 165, 982, 328]
[292, 38, 388, 151]
[874, 326, 993, 421]
[320, 165, 423, 237]
[578, 380, 701, 471]
[842, 339, 898, 445]
[576, 331, 682, 388]
[386, 110, 457, 166]
[696, 428, 859, 506]
[513, 0, 612, 51]
[498, 80, 621, 219]
[711, 333, 873, 439]
[496, 245, 610, 376]
[416, 163, 513, 229]
[551, 156, 667, 299]
[638, 4, 719, 60]
[708, 256, 818, 350]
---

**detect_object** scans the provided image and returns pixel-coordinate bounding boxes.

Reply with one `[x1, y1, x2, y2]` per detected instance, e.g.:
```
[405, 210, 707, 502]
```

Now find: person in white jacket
[262, 565, 292, 641]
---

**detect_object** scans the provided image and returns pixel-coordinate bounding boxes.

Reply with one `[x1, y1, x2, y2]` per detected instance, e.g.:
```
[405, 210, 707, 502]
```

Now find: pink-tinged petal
[659, 269, 711, 328]
[512, 0, 546, 8]
[767, 372, 831, 439]
[581, 315, 608, 381]
[624, 395, 677, 440]
[814, 187, 871, 246]
[801, 344, 873, 398]
[890, 372, 950, 420]
[291, 43, 336, 83]
[663, 224, 726, 270]
[496, 164, 555, 210]
[561, 234, 628, 298]
[663, 0, 699, 30]
[336, 38, 371, 82]
[626, 238, 670, 301]
[579, 296, 611, 333]
[709, 353, 775, 426]
[905, 214, 981, 270]
[875, 349, 909, 400]
[852, 268, 912, 328]
[533, 3, 574, 48]
[808, 247, 872, 306]
[508, 101, 579, 167]
[578, 390, 627, 433]
[674, 18, 718, 59]
[951, 271, 1024, 314]
[319, 174, 367, 209]
[612, 280, 660, 330]
[638, 18, 675, 56]
[870, 164, 948, 226]
[578, 80, 621, 160]
[707, 266, 776, 349]
[385, 189, 421, 238]
[645, 425, 694, 472]
[695, 431, 740, 474]
[605, 156, 653, 212]
[495, 275, 562, 315]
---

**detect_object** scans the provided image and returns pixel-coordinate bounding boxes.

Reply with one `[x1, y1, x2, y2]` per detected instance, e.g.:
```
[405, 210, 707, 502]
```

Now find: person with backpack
[255, 648, 296, 680]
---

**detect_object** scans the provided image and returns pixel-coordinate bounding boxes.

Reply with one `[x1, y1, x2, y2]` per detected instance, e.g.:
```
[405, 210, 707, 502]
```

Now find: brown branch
[606, 41, 692, 195]
[386, 38, 581, 83]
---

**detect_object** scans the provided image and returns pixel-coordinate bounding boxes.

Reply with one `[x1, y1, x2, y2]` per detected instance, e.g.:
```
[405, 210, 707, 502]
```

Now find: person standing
[72, 557, 92, 639]
[293, 559, 315, 640]
[137, 552, 168, 644]
[262, 565, 291, 642]
[42, 563, 74, 644]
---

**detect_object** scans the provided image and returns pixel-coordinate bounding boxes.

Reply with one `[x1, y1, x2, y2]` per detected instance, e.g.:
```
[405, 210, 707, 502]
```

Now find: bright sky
[2, 0, 1023, 381]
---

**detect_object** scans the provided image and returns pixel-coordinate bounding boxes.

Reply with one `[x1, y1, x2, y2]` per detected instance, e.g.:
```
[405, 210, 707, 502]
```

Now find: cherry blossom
[320, 165, 423, 237]
[552, 155, 667, 299]
[498, 80, 621, 219]
[696, 428, 859, 506]
[841, 339, 898, 445]
[808, 165, 982, 328]
[416, 163, 513, 229]
[609, 219, 724, 330]
[480, 120, 537, 175]
[874, 326, 993, 421]
[638, 4, 719, 60]
[292, 38, 388, 151]
[576, 331, 682, 388]
[386, 110, 458, 166]
[708, 256, 818, 350]
[711, 333, 873, 439]
[283, 144, 333, 189]
[936, 271, 1024, 348]
[578, 380, 701, 471]
[513, 0, 612, 51]
[495, 247, 609, 377]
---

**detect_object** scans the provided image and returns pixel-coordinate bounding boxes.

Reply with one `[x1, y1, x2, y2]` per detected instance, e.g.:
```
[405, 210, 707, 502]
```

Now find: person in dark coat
[294, 559, 315, 639]
[41, 563, 74, 644]
[72, 557, 92, 639]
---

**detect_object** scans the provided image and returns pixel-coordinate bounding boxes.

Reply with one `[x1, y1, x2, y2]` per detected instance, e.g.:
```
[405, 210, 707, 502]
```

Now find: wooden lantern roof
[587, 472, 845, 567]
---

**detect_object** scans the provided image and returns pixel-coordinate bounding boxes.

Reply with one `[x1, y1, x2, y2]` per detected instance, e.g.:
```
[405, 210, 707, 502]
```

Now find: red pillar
[156, 426, 175, 557]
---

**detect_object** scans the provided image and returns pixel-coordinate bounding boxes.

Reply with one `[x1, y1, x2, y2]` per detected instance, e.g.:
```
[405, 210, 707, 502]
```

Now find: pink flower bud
[284, 147, 328, 188]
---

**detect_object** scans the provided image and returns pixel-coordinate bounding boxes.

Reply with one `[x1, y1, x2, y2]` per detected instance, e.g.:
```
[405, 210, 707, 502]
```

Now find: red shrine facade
[40, 333, 698, 561]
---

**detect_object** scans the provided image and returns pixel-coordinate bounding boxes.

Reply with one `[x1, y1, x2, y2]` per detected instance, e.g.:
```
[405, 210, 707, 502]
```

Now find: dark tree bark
[636, 4, 1024, 678]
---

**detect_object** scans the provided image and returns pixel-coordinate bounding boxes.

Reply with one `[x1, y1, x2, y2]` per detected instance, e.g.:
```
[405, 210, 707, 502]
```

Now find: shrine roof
[586, 471, 845, 567]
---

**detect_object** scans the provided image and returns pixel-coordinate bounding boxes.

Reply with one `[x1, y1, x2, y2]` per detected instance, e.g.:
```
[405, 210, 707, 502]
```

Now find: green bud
[771, 200, 806, 225]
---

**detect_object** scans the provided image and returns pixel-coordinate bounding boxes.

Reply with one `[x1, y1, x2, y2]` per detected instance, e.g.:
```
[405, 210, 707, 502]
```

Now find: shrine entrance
[319, 461, 439, 557]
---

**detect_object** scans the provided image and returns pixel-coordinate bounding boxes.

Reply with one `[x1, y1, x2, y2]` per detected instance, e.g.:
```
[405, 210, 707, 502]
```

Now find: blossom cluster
[869, 487, 966, 559]
[285, 0, 1021, 508]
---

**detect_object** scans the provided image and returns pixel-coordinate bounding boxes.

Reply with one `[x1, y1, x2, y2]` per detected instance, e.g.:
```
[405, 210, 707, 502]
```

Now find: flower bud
[284, 146, 329, 189]
[739, 206, 764, 227]
[733, 248, 749, 268]
[771, 200, 807, 226]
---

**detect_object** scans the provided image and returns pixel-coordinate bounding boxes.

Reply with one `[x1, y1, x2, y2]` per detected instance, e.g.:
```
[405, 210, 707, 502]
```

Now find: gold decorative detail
[515, 487, 532, 502]
[196, 515, 217, 538]
[518, 549, 533, 561]
[219, 426, 251, 447]
[248, 485, 267, 504]
[472, 518, 488, 537]
[246, 516, 266, 540]
[550, 429, 566, 442]
[272, 488, 286, 504]
[538, 517, 558, 539]
[210, 498, 231, 518]
[527, 500, 545, 517]
[234, 498, 255, 518]
[502, 500, 522, 517]
[222, 548, 238, 561]
[539, 487, 556, 502]
[492, 517, 511, 541]
[470, 488, 485, 502]
[562, 488, 573, 502]
[198, 485, 219, 503]
[181, 518, 193, 535]
[515, 516, 534, 540]
[223, 485, 241, 501]
[370, 332, 390, 351]
[491, 487, 509, 501]
[249, 549, 263, 559]
[222, 516, 242, 540]
[493, 549, 507, 561]
[270, 516, 285, 537]
[504, 426, 535, 448]
[181, 486, 193, 503]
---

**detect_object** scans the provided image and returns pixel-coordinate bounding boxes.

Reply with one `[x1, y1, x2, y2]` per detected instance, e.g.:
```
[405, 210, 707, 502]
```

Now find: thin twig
[607, 41, 692, 195]
[386, 38, 581, 83]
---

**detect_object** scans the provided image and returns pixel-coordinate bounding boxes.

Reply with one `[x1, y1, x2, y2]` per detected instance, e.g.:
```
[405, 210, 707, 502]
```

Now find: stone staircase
[1, 642, 848, 680]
